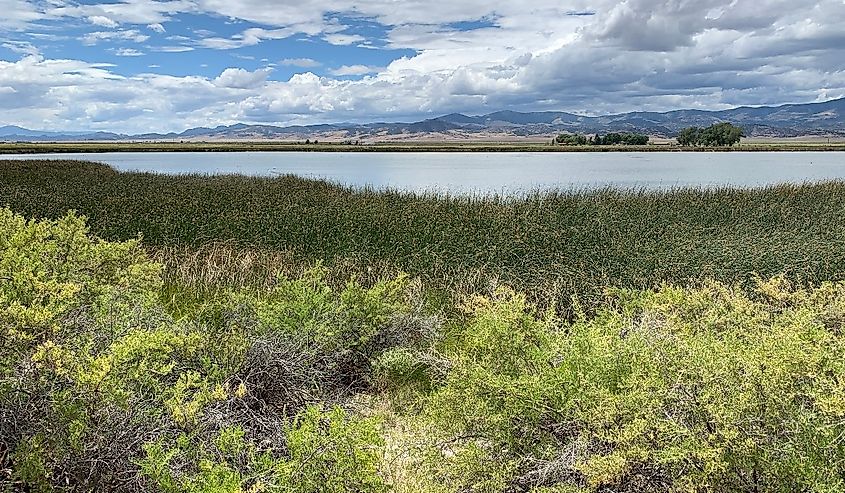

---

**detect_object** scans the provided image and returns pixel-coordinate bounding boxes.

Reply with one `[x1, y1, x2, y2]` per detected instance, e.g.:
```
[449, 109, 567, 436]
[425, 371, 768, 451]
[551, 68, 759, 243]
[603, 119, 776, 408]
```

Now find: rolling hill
[2, 97, 843, 142]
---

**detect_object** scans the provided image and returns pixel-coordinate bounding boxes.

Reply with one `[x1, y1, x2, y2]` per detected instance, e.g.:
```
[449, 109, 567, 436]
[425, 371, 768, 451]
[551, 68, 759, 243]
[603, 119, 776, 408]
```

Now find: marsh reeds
[4, 159, 845, 311]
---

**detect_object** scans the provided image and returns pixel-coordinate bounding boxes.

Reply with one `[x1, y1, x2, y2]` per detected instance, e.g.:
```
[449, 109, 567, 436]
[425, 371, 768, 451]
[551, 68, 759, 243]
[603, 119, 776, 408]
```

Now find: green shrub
[139, 406, 386, 493]
[371, 347, 445, 395]
[251, 266, 410, 353]
[280, 405, 386, 493]
[424, 280, 845, 491]
[0, 209, 172, 491]
[139, 427, 277, 493]
[0, 209, 413, 492]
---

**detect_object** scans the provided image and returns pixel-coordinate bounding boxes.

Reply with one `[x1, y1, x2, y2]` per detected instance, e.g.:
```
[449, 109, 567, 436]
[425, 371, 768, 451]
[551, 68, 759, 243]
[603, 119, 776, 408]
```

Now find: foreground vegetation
[3, 209, 845, 492]
[5, 160, 845, 490]
[4, 160, 845, 314]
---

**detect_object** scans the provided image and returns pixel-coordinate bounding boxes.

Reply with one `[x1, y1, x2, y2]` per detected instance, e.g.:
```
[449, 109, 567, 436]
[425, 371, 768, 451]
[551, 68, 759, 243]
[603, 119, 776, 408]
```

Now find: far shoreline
[2, 140, 845, 154]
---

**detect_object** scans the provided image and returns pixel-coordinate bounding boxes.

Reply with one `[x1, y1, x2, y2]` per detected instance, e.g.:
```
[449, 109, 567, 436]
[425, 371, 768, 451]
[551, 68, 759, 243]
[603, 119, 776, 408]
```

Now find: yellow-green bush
[139, 405, 385, 493]
[420, 281, 845, 491]
[0, 209, 412, 492]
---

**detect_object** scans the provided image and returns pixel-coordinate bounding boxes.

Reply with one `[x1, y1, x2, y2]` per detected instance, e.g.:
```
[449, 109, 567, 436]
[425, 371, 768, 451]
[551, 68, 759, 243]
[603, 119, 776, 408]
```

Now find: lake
[4, 151, 845, 193]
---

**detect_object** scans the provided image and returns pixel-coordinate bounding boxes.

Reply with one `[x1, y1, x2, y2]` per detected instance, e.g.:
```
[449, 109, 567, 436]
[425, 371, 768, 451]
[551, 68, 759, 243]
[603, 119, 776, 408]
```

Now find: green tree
[591, 133, 649, 145]
[678, 122, 744, 146]
[677, 126, 701, 146]
[555, 133, 588, 146]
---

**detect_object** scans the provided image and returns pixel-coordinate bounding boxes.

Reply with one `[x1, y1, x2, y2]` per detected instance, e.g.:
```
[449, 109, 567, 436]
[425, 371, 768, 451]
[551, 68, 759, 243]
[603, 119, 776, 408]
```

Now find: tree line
[554, 122, 744, 148]
[554, 132, 650, 146]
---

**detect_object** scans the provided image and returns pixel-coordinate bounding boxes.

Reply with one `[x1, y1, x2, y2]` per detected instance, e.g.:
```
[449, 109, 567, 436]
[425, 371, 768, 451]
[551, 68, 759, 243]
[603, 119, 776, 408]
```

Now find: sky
[0, 0, 844, 133]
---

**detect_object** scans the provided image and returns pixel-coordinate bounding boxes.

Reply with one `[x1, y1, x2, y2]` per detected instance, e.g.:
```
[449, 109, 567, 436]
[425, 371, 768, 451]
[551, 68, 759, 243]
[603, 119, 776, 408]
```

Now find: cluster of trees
[555, 132, 650, 146]
[677, 122, 744, 146]
[554, 133, 589, 145]
[593, 132, 650, 145]
[553, 123, 744, 148]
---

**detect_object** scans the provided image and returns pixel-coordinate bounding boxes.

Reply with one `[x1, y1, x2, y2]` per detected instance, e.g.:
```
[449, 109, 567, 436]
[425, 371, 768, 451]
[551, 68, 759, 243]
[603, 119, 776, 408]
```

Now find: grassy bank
[3, 159, 845, 312]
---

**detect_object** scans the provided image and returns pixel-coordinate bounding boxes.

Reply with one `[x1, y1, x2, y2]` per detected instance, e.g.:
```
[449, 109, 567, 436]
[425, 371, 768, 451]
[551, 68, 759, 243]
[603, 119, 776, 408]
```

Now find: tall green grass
[3, 159, 845, 310]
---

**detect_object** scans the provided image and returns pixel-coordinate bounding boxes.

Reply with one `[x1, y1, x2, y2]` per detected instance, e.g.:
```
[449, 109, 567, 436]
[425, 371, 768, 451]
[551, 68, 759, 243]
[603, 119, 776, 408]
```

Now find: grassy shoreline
[2, 141, 845, 153]
[4, 159, 845, 313]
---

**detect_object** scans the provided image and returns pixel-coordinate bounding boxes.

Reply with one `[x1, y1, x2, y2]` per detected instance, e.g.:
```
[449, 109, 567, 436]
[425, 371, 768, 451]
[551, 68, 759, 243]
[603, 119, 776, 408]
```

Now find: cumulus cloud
[329, 65, 381, 76]
[147, 23, 166, 33]
[214, 67, 272, 89]
[87, 15, 119, 28]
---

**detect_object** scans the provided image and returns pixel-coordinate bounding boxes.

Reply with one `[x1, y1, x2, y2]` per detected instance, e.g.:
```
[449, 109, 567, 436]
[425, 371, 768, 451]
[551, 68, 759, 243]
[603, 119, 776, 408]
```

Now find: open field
[4, 159, 845, 492]
[1, 140, 845, 154]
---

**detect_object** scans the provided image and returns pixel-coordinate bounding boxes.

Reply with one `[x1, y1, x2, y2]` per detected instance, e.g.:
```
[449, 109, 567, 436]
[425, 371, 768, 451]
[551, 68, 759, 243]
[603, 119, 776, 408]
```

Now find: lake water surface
[5, 151, 845, 193]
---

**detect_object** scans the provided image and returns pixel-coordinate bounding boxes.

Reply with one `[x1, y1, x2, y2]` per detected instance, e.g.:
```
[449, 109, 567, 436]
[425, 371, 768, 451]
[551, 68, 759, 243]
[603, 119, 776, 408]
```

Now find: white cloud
[194, 0, 326, 29]
[152, 45, 194, 52]
[329, 65, 381, 76]
[48, 0, 193, 26]
[87, 15, 119, 28]
[114, 48, 144, 56]
[280, 57, 322, 68]
[214, 67, 272, 89]
[199, 27, 307, 49]
[1, 40, 39, 55]
[148, 23, 166, 33]
[323, 33, 365, 46]
[81, 30, 150, 46]
[0, 0, 48, 28]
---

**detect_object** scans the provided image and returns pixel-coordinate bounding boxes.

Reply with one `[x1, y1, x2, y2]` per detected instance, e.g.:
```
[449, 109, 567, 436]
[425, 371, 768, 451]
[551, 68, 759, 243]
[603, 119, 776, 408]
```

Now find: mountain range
[3, 97, 844, 142]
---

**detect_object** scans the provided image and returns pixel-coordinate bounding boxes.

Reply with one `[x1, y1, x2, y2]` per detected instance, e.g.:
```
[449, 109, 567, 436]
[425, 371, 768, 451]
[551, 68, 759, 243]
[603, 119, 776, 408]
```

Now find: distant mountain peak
[2, 97, 844, 142]
[434, 113, 480, 125]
